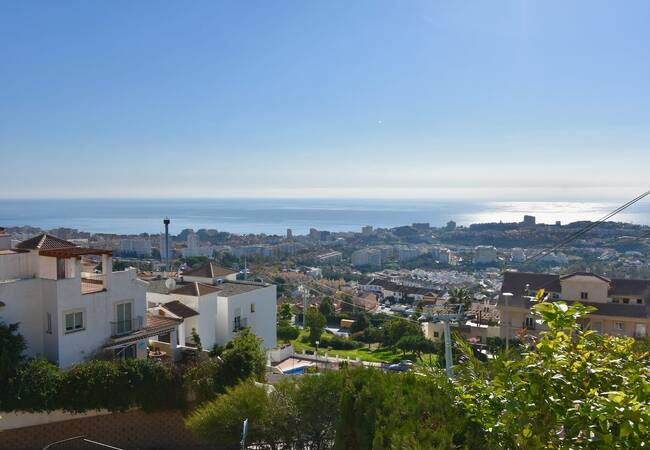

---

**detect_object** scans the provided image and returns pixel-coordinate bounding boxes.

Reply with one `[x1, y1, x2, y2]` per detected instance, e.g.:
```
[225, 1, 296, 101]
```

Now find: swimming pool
[283, 366, 306, 375]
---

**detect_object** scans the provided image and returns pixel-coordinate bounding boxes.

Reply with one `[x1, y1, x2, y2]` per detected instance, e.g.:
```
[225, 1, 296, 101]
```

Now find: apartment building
[474, 245, 498, 265]
[146, 262, 277, 349]
[351, 248, 382, 268]
[0, 231, 180, 367]
[498, 271, 650, 339]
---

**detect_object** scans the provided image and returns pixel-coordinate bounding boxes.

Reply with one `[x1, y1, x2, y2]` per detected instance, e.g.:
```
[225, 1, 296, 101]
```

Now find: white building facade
[0, 233, 178, 368]
[147, 263, 277, 349]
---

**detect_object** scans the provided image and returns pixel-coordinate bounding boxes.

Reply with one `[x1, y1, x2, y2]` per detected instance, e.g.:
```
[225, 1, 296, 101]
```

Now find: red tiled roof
[171, 282, 222, 297]
[15, 234, 75, 251]
[162, 300, 199, 318]
[182, 262, 237, 278]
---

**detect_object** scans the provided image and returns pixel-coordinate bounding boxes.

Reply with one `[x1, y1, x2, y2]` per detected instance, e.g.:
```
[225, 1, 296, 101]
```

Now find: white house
[146, 262, 277, 350]
[0, 231, 181, 368]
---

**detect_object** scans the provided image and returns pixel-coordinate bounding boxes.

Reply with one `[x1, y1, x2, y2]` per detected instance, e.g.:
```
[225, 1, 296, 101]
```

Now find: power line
[523, 190, 650, 266]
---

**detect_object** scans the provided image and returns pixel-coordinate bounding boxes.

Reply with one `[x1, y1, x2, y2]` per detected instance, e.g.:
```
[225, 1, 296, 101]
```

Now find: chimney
[0, 227, 11, 251]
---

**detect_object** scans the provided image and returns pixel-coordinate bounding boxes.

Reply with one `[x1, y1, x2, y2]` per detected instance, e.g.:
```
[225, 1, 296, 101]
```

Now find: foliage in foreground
[186, 371, 343, 449]
[454, 299, 650, 449]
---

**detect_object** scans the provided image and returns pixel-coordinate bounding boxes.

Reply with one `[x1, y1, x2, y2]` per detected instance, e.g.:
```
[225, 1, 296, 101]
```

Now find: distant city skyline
[1, 1, 649, 201]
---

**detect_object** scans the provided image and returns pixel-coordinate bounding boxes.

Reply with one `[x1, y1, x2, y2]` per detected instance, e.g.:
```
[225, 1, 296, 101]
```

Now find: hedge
[1, 358, 184, 413]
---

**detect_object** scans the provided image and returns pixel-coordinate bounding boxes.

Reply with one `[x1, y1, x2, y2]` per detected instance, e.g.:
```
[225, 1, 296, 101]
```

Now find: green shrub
[327, 336, 361, 350]
[277, 324, 300, 343]
[57, 360, 125, 412]
[183, 359, 222, 402]
[3, 358, 61, 412]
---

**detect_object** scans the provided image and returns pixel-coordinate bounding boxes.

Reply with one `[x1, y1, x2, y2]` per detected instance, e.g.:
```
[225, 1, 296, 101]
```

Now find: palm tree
[448, 287, 472, 310]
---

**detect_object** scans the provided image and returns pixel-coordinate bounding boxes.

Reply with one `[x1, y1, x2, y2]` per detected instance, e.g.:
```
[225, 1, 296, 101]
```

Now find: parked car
[386, 360, 414, 372]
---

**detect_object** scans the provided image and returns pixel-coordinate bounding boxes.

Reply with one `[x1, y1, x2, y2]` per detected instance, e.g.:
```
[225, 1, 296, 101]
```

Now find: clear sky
[1, 0, 649, 200]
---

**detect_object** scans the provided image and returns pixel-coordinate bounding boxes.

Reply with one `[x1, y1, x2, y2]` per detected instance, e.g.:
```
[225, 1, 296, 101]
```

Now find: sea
[1, 198, 649, 236]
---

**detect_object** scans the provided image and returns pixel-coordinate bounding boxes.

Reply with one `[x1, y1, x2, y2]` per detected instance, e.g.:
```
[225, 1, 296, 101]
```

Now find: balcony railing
[81, 273, 106, 294]
[233, 316, 248, 332]
[111, 316, 143, 337]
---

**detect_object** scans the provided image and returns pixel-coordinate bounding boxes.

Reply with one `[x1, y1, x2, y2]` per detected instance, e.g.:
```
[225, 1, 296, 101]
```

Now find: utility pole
[428, 304, 465, 378]
[301, 284, 308, 327]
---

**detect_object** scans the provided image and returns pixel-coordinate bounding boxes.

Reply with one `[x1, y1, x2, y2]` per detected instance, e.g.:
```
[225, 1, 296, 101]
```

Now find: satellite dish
[165, 278, 176, 291]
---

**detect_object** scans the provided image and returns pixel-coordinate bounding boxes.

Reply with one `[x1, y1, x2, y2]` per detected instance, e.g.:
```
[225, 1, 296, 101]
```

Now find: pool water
[283, 366, 306, 375]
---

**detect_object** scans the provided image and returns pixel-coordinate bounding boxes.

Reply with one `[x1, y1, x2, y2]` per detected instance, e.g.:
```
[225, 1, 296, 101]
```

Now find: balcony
[111, 316, 144, 337]
[81, 273, 106, 294]
[233, 316, 248, 332]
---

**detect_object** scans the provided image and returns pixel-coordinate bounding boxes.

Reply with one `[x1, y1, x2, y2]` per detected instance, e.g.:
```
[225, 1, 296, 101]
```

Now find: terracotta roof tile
[162, 300, 199, 318]
[182, 262, 237, 278]
[171, 282, 222, 297]
[15, 234, 76, 251]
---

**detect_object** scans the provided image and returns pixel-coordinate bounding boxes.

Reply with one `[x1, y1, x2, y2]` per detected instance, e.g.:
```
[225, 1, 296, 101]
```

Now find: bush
[183, 359, 223, 402]
[58, 360, 125, 412]
[335, 368, 472, 449]
[327, 336, 361, 351]
[351, 326, 384, 344]
[1, 358, 182, 413]
[277, 325, 300, 343]
[2, 358, 61, 412]
[0, 321, 26, 382]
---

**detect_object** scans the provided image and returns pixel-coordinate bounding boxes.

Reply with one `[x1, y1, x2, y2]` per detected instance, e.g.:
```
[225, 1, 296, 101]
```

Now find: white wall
[0, 278, 46, 358]
[0, 252, 34, 281]
[218, 285, 277, 349]
[57, 269, 147, 367]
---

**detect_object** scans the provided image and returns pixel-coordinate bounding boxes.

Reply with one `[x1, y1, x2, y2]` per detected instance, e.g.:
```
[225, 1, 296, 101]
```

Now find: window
[592, 321, 603, 332]
[612, 298, 620, 303]
[635, 324, 647, 338]
[250, 303, 256, 313]
[116, 302, 133, 334]
[580, 292, 588, 300]
[46, 312, 52, 334]
[623, 298, 630, 304]
[615, 322, 624, 332]
[552, 293, 560, 299]
[64, 311, 84, 333]
[637, 299, 643, 305]
[433, 331, 439, 338]
[524, 317, 536, 329]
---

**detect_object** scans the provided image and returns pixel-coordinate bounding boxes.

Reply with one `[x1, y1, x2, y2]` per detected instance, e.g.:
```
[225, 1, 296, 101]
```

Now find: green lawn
[287, 330, 438, 364]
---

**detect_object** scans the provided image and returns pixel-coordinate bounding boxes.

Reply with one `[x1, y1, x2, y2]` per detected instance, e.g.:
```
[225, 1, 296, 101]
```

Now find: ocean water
[1, 198, 649, 235]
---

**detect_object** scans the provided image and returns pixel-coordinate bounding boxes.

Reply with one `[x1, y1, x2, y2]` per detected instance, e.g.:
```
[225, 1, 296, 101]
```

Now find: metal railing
[110, 316, 143, 336]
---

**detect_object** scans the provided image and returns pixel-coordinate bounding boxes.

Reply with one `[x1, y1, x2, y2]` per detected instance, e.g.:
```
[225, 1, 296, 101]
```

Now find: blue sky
[1, 0, 649, 200]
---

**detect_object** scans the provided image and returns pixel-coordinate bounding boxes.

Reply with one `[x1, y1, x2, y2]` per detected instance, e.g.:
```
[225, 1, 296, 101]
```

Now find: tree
[277, 324, 300, 343]
[3, 358, 61, 412]
[349, 313, 370, 334]
[448, 287, 472, 310]
[220, 328, 266, 385]
[382, 319, 422, 347]
[278, 303, 293, 323]
[186, 382, 272, 448]
[305, 307, 327, 344]
[0, 321, 26, 381]
[186, 372, 345, 449]
[335, 368, 471, 450]
[191, 328, 203, 352]
[319, 297, 335, 319]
